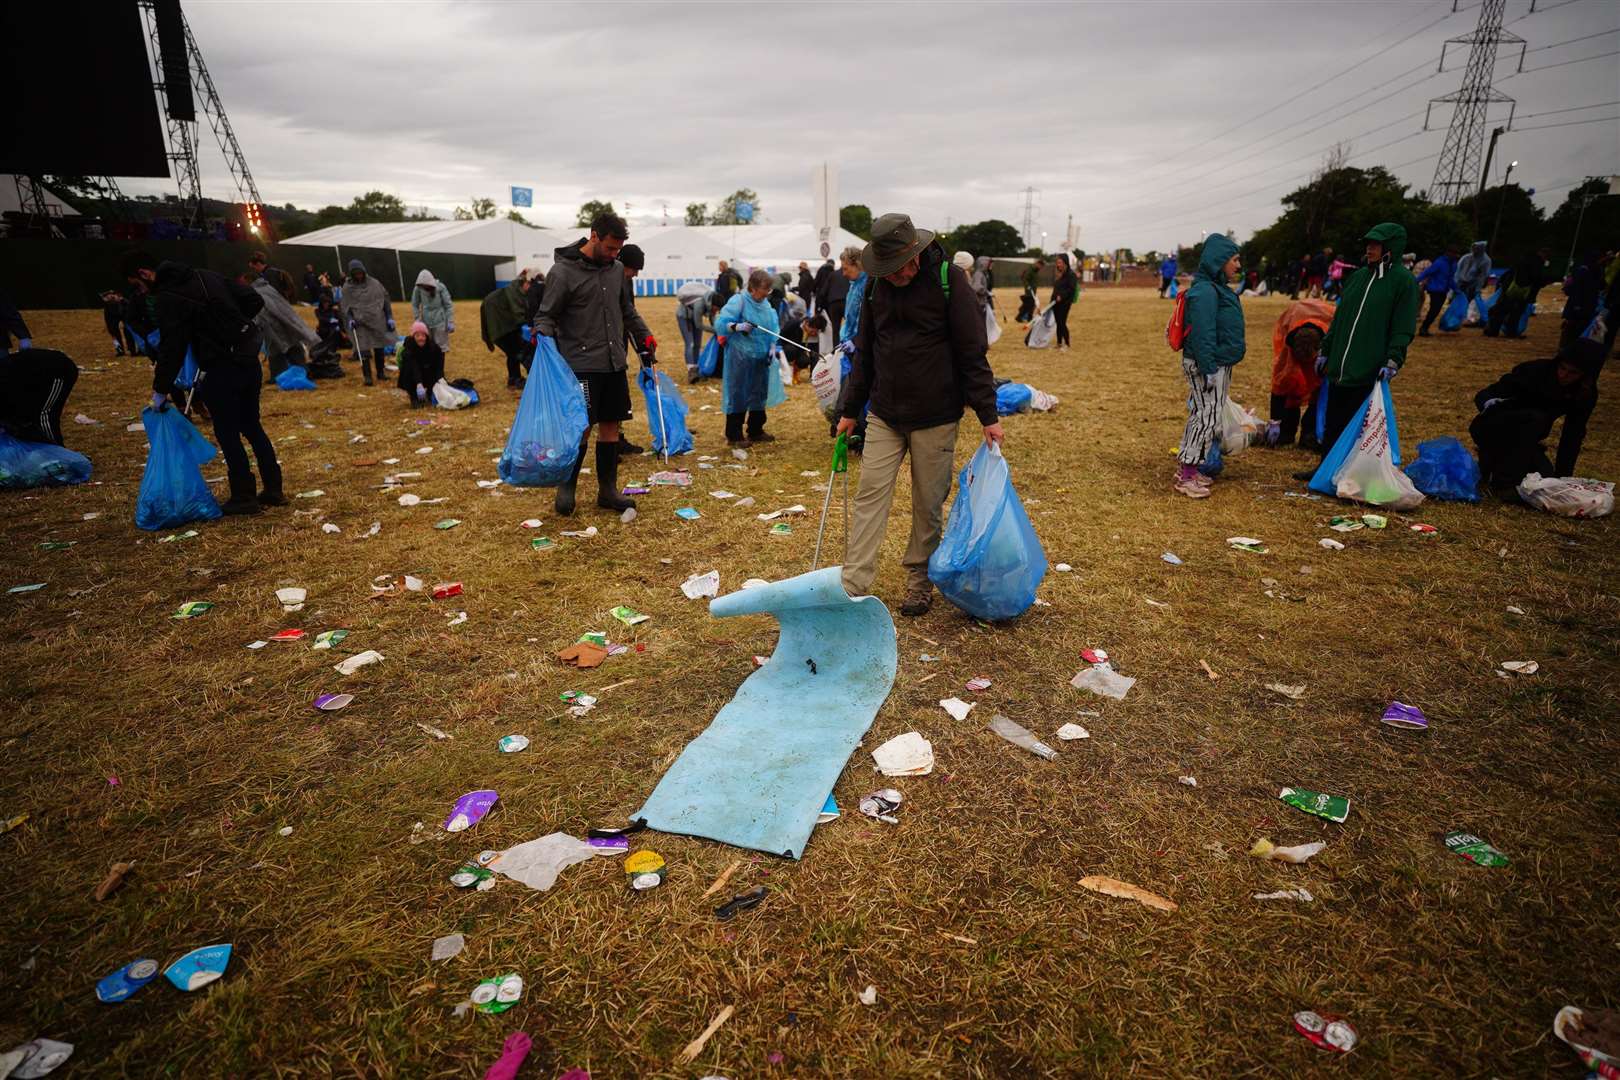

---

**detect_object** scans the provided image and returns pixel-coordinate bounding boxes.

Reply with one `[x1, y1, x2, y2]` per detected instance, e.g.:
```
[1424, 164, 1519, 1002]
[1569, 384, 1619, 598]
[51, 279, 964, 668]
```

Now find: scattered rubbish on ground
[1266, 683, 1306, 700]
[1054, 563, 1072, 572]
[1071, 663, 1135, 700]
[674, 507, 701, 520]
[1361, 514, 1387, 529]
[649, 470, 691, 486]
[432, 582, 463, 599]
[1056, 723, 1090, 741]
[1078, 875, 1178, 912]
[1177, 775, 1198, 787]
[1499, 660, 1538, 675]
[859, 985, 879, 1007]
[682, 571, 720, 599]
[431, 934, 465, 961]
[1317, 537, 1345, 550]
[1249, 838, 1326, 863]
[940, 697, 975, 721]
[620, 507, 636, 523]
[156, 530, 199, 543]
[1226, 536, 1269, 554]
[769, 522, 792, 535]
[757, 505, 807, 521]
[1279, 787, 1349, 823]
[1294, 1010, 1357, 1053]
[446, 611, 468, 627]
[335, 650, 384, 675]
[486, 832, 597, 891]
[1329, 516, 1364, 532]
[94, 861, 134, 901]
[8, 583, 46, 595]
[562, 692, 598, 717]
[275, 587, 307, 612]
[1161, 552, 1182, 565]
[1080, 648, 1108, 664]
[270, 629, 306, 643]
[1, 813, 27, 835]
[1380, 702, 1427, 730]
[1506, 605, 1524, 615]
[701, 860, 744, 899]
[560, 526, 599, 538]
[404, 576, 424, 591]
[741, 578, 769, 589]
[919, 653, 939, 662]
[163, 943, 231, 991]
[295, 490, 324, 499]
[484, 1033, 533, 1080]
[1553, 1006, 1620, 1074]
[1409, 523, 1437, 534]
[964, 677, 992, 692]
[709, 490, 736, 499]
[859, 789, 903, 824]
[498, 735, 529, 753]
[312, 693, 353, 712]
[531, 537, 555, 551]
[417, 723, 452, 740]
[625, 850, 667, 890]
[988, 714, 1057, 760]
[1143, 597, 1169, 609]
[677, 1005, 736, 1064]
[557, 642, 608, 669]
[1254, 888, 1314, 902]
[277, 826, 292, 836]
[611, 605, 649, 626]
[873, 731, 934, 775]
[96, 958, 159, 1003]
[1443, 830, 1510, 867]
[4, 1038, 73, 1077]
[715, 887, 767, 921]
[471, 973, 524, 1014]
[444, 790, 498, 832]
[434, 519, 461, 530]
[449, 862, 493, 889]
[520, 518, 543, 529]
[171, 601, 212, 619]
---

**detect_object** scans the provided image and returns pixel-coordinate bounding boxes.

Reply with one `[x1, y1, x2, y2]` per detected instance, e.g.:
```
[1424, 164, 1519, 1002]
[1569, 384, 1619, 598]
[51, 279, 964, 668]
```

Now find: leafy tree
[1548, 177, 1620, 273]
[840, 204, 873, 239]
[945, 219, 1023, 258]
[463, 196, 497, 220]
[452, 205, 474, 221]
[685, 202, 708, 226]
[710, 189, 760, 225]
[507, 210, 531, 225]
[576, 199, 616, 227]
[307, 190, 412, 230]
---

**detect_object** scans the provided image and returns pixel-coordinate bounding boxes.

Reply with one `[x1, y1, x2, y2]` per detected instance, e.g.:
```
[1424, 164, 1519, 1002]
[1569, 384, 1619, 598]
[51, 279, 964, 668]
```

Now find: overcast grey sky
[147, 0, 1619, 250]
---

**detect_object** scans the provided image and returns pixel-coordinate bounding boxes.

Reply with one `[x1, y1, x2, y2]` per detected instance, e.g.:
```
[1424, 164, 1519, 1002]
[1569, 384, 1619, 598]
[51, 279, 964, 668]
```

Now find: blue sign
[735, 200, 754, 223]
[510, 186, 533, 208]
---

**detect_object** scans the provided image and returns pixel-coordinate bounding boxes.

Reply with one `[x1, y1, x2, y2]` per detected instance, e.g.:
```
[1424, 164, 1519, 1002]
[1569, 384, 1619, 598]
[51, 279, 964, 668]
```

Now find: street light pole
[1489, 160, 1517, 253]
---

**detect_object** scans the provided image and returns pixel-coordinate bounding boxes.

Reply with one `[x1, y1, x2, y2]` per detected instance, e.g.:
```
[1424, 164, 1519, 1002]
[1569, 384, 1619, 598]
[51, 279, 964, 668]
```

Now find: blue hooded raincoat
[714, 291, 781, 414]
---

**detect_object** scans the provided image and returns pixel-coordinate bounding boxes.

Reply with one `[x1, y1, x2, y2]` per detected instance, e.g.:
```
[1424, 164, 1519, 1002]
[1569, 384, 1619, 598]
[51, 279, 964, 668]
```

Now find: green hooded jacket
[480, 279, 527, 350]
[1321, 222, 1420, 387]
[1182, 234, 1245, 375]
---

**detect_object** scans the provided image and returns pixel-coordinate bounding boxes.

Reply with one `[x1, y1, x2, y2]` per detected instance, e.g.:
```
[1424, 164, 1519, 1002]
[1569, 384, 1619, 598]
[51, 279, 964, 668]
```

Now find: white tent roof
[282, 218, 556, 259]
[0, 176, 77, 217]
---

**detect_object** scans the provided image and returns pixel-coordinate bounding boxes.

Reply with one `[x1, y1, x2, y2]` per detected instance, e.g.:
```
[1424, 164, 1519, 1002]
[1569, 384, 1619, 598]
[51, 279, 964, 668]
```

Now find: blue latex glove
[385, 318, 396, 332]
[18, 338, 31, 351]
[1314, 353, 1327, 375]
[447, 322, 455, 333]
[150, 392, 168, 412]
[733, 321, 754, 333]
[520, 325, 534, 344]
[1481, 397, 1504, 411]
[1378, 363, 1399, 382]
[415, 384, 427, 401]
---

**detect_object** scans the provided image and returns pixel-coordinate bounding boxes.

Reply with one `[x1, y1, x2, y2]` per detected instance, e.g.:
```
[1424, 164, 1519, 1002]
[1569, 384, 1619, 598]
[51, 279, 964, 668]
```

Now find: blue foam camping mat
[635, 567, 897, 859]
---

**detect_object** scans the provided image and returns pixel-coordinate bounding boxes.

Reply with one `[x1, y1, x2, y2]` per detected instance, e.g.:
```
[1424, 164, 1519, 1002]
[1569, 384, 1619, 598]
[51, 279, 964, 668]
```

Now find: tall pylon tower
[1018, 187, 1040, 248]
[1425, 0, 1525, 205]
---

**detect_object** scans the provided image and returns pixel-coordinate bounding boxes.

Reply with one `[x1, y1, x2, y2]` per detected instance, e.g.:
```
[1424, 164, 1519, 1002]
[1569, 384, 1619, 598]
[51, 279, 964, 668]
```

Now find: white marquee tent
[496, 223, 870, 296]
[283, 218, 557, 261]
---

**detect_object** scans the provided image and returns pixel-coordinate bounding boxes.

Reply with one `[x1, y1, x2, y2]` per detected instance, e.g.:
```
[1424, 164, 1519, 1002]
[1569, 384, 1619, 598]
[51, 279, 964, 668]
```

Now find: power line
[1514, 47, 1620, 73]
[1513, 114, 1620, 132]
[1521, 27, 1620, 54]
[1516, 99, 1620, 119]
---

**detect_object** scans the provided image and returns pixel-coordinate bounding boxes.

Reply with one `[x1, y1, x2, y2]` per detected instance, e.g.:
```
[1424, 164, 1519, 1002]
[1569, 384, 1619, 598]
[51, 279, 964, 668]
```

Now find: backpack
[1165, 289, 1191, 350]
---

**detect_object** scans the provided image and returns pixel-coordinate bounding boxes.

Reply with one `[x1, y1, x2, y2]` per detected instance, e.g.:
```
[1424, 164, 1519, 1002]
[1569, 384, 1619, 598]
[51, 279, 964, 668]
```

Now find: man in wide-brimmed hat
[836, 212, 1001, 616]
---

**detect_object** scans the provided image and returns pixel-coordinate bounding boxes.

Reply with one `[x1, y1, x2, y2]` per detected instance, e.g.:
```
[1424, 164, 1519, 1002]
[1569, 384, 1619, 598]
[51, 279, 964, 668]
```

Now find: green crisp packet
[1443, 830, 1510, 867]
[1279, 786, 1350, 823]
[611, 606, 649, 626]
[172, 601, 214, 619]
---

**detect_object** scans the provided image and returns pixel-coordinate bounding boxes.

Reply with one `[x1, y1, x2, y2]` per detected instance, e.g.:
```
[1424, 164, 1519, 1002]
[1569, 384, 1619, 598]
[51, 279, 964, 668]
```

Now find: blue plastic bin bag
[1438, 292, 1470, 332]
[274, 364, 316, 390]
[1405, 436, 1480, 501]
[636, 367, 694, 455]
[497, 336, 589, 486]
[0, 432, 92, 489]
[698, 336, 720, 378]
[1308, 381, 1403, 497]
[765, 354, 787, 408]
[172, 346, 198, 390]
[995, 383, 1034, 415]
[135, 406, 222, 530]
[928, 443, 1047, 621]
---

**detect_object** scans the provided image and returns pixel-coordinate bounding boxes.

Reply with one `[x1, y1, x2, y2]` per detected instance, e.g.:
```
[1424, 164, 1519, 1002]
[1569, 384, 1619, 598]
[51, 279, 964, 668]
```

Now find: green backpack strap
[940, 260, 950, 298]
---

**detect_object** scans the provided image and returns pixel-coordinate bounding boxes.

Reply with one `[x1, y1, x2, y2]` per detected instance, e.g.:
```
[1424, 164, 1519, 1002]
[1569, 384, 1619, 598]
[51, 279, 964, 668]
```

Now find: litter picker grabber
[639, 351, 671, 467]
[811, 432, 850, 571]
[743, 323, 817, 358]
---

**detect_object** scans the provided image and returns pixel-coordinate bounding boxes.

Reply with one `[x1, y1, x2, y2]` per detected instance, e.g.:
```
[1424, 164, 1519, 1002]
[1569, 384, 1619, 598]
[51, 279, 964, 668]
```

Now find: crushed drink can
[171, 601, 213, 619]
[470, 972, 523, 1014]
[1278, 786, 1350, 823]
[96, 958, 160, 1003]
[1293, 1010, 1357, 1053]
[449, 863, 493, 888]
[1443, 830, 1510, 867]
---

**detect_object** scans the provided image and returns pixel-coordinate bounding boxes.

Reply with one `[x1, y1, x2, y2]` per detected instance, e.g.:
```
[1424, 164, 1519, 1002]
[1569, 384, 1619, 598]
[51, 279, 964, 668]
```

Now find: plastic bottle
[987, 714, 1057, 760]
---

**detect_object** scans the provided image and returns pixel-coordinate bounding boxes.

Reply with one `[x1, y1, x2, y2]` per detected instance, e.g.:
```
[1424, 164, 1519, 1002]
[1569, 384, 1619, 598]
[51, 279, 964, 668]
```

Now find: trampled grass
[0, 287, 1614, 1077]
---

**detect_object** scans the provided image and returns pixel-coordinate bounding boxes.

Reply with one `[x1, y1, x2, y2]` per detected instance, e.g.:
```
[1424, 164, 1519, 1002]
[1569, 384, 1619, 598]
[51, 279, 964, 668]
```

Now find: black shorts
[577, 369, 632, 425]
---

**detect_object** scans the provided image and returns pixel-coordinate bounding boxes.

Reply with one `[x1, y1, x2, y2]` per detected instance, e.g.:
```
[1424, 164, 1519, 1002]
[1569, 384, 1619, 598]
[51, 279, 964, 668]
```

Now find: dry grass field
[1, 285, 1615, 1077]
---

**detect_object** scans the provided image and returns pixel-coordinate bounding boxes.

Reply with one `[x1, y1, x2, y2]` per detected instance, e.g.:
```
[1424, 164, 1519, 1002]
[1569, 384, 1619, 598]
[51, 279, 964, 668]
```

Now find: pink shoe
[1174, 476, 1211, 498]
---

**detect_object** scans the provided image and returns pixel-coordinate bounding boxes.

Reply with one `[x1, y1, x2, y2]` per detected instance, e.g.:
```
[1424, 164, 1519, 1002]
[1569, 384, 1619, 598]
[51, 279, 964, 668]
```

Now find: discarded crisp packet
[872, 731, 934, 776]
[1360, 514, 1387, 529]
[432, 582, 463, 599]
[769, 522, 792, 535]
[520, 518, 543, 529]
[1380, 701, 1427, 730]
[445, 789, 498, 832]
[1552, 1005, 1620, 1073]
[625, 850, 667, 890]
[1070, 663, 1135, 700]
[171, 601, 213, 619]
[431, 934, 465, 961]
[1278, 786, 1349, 823]
[965, 677, 992, 692]
[649, 470, 692, 486]
[1293, 1010, 1357, 1053]
[531, 537, 555, 551]
[1226, 536, 1269, 553]
[1161, 552, 1182, 565]
[1442, 830, 1510, 867]
[587, 834, 630, 852]
[312, 629, 348, 650]
[817, 793, 840, 823]
[335, 650, 384, 675]
[611, 605, 649, 626]
[471, 973, 524, 1014]
[96, 958, 161, 1003]
[675, 507, 701, 520]
[1329, 516, 1365, 532]
[312, 693, 353, 712]
[163, 943, 231, 991]
[449, 863, 493, 889]
[1410, 523, 1438, 534]
[939, 697, 975, 720]
[434, 519, 461, 530]
[498, 735, 529, 753]
[682, 570, 720, 599]
[1056, 723, 1090, 740]
[859, 788, 903, 824]
[622, 486, 650, 496]
[271, 628, 307, 642]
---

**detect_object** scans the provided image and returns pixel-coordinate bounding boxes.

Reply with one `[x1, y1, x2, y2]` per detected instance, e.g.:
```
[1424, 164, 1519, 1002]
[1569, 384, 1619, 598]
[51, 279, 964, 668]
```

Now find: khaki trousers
[840, 415, 960, 597]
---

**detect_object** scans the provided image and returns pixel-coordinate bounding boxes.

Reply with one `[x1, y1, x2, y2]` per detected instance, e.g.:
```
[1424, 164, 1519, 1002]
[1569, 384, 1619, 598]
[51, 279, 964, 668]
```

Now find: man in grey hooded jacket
[532, 210, 656, 516]
[341, 259, 394, 385]
[1454, 241, 1492, 301]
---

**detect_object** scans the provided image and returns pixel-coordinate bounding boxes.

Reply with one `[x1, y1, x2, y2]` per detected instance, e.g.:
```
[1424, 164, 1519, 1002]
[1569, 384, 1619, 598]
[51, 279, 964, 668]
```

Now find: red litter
[1081, 648, 1109, 664]
[1293, 1010, 1357, 1053]
[270, 629, 306, 642]
[432, 582, 464, 599]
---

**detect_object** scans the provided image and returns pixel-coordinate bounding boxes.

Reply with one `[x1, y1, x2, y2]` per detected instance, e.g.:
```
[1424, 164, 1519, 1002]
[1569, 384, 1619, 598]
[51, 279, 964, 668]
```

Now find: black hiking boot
[554, 436, 589, 516]
[595, 442, 636, 512]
